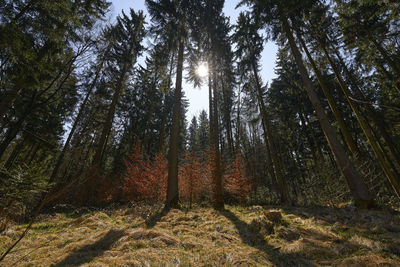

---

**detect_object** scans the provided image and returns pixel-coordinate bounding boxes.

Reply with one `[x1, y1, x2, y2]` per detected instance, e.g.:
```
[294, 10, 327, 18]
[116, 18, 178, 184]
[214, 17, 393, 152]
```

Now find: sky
[110, 0, 278, 119]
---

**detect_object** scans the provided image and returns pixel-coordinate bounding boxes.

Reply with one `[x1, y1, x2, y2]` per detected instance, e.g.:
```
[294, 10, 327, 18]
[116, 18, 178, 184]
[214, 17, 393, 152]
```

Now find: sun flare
[196, 62, 209, 78]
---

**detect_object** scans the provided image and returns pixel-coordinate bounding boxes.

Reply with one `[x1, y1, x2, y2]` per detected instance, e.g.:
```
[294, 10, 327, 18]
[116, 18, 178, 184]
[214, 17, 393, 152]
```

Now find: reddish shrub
[179, 151, 213, 205]
[122, 144, 167, 202]
[224, 156, 253, 204]
[179, 153, 199, 206]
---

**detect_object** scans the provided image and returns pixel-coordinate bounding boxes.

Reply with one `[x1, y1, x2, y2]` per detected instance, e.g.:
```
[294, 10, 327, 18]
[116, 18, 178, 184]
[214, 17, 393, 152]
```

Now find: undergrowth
[1, 204, 400, 266]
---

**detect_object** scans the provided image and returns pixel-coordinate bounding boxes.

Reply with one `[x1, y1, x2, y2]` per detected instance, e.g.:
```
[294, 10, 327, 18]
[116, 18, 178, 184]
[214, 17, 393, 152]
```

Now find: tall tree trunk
[333, 48, 400, 167]
[166, 37, 185, 209]
[318, 41, 400, 198]
[298, 34, 360, 159]
[251, 60, 290, 204]
[49, 48, 108, 184]
[92, 63, 128, 167]
[280, 14, 373, 207]
[159, 53, 175, 153]
[158, 93, 169, 153]
[211, 68, 224, 209]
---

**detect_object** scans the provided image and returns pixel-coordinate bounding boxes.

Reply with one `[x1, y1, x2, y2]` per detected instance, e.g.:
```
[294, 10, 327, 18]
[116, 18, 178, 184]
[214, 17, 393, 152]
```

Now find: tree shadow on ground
[277, 205, 400, 227]
[279, 205, 400, 252]
[145, 206, 169, 228]
[218, 209, 311, 267]
[52, 229, 125, 267]
[277, 205, 400, 238]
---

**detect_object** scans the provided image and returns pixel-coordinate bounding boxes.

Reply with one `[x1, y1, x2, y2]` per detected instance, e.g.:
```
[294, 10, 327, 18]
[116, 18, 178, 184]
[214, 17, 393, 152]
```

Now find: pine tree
[92, 9, 146, 167]
[234, 12, 290, 203]
[239, 0, 374, 207]
[0, 0, 110, 121]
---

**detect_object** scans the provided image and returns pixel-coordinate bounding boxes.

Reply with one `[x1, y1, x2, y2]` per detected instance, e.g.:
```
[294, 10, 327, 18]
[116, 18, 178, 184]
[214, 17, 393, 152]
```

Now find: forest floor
[1, 204, 400, 266]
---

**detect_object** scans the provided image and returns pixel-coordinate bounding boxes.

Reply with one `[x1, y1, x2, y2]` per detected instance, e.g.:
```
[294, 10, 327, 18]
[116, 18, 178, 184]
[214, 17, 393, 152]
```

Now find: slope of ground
[1, 204, 400, 266]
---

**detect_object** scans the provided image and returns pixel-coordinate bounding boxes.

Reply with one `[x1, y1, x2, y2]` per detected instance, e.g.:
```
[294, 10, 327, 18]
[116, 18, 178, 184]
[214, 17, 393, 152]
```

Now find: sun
[196, 62, 208, 78]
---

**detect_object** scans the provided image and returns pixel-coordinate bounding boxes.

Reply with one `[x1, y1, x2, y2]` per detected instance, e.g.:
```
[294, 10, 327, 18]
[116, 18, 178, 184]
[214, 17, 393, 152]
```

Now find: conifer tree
[239, 0, 374, 207]
[234, 12, 290, 203]
[92, 9, 146, 167]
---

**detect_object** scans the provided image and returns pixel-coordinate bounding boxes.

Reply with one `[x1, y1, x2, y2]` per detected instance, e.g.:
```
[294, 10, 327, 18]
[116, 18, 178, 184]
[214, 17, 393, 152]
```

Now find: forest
[1, 0, 400, 265]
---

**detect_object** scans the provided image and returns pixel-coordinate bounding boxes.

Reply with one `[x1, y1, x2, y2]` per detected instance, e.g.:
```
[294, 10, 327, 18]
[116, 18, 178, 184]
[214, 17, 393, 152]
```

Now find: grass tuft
[1, 204, 399, 266]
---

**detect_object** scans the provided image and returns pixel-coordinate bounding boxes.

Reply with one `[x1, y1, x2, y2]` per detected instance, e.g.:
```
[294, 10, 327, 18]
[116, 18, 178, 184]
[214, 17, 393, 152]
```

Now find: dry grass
[1, 204, 400, 266]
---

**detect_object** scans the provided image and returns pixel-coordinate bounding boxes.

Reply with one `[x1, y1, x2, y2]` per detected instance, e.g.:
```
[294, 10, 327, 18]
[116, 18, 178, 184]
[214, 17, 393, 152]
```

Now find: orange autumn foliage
[122, 144, 167, 202]
[179, 152, 213, 204]
[121, 144, 252, 205]
[224, 156, 253, 204]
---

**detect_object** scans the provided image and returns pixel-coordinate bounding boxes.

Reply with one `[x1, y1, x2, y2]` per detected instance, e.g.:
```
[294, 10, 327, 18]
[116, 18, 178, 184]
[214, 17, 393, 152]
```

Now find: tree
[239, 0, 373, 207]
[335, 0, 400, 93]
[296, 34, 361, 160]
[194, 0, 228, 209]
[92, 9, 146, 167]
[188, 116, 199, 154]
[234, 12, 290, 203]
[49, 33, 113, 185]
[197, 110, 210, 154]
[146, 0, 200, 209]
[301, 2, 400, 198]
[0, 0, 110, 121]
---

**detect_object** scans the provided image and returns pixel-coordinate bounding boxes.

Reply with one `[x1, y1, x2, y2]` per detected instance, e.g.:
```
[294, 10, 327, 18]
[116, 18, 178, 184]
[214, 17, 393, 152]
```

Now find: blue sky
[110, 0, 278, 119]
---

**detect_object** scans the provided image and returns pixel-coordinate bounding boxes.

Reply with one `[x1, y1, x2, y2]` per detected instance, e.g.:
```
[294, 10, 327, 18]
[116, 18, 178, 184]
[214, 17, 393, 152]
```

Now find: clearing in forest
[1, 205, 400, 266]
